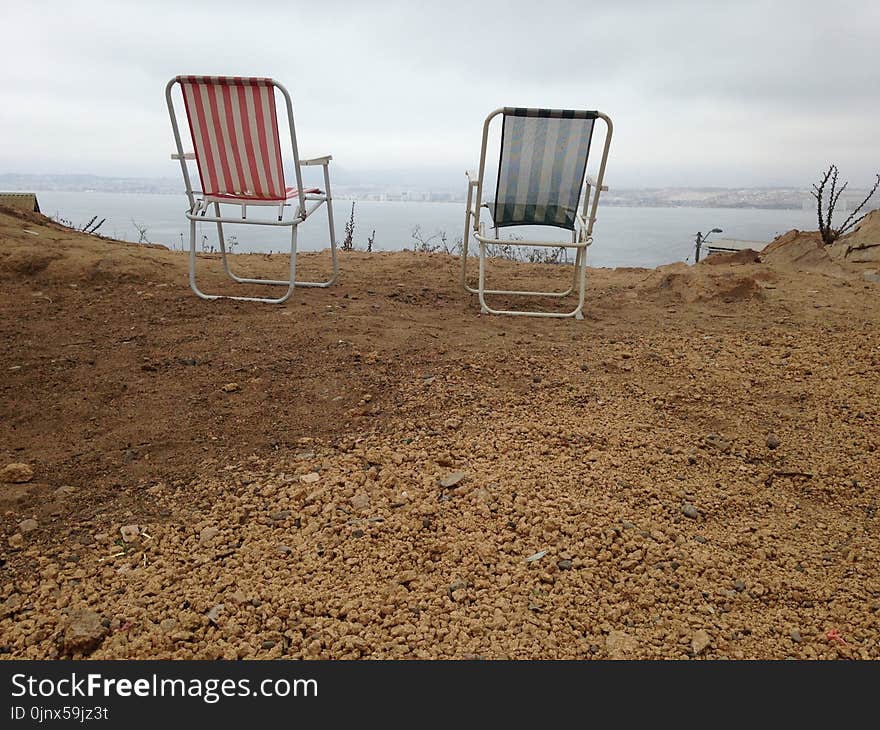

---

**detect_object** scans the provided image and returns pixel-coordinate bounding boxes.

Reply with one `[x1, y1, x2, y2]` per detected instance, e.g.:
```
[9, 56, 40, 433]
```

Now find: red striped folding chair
[165, 75, 338, 303]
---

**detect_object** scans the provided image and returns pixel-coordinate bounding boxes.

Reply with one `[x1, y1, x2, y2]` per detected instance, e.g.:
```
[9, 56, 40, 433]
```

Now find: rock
[691, 629, 711, 655]
[261, 640, 276, 650]
[438, 471, 465, 488]
[444, 417, 462, 430]
[766, 434, 780, 450]
[525, 550, 548, 562]
[682, 502, 699, 519]
[350, 494, 370, 511]
[790, 630, 802, 643]
[1, 463, 33, 483]
[276, 544, 292, 555]
[300, 472, 320, 484]
[160, 618, 177, 633]
[62, 609, 106, 655]
[557, 559, 573, 570]
[605, 630, 639, 659]
[0, 594, 23, 618]
[199, 526, 219, 546]
[221, 382, 241, 393]
[206, 604, 224, 624]
[8, 533, 24, 549]
[19, 518, 38, 533]
[864, 270, 880, 283]
[119, 524, 140, 543]
[734, 579, 746, 592]
[704, 434, 732, 453]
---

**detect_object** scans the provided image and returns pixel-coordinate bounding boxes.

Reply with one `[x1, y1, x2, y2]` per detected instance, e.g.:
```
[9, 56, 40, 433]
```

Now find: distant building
[0, 192, 40, 213]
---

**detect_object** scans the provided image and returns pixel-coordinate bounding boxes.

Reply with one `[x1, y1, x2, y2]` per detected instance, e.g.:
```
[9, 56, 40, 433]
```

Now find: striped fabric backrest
[177, 76, 287, 201]
[492, 108, 598, 231]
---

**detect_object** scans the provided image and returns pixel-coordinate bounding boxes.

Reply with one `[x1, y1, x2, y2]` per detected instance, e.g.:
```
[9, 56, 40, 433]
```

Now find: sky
[1, 0, 878, 189]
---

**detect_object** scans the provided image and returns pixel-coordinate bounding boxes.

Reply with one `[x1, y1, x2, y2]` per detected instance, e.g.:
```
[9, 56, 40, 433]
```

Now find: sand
[1, 205, 878, 659]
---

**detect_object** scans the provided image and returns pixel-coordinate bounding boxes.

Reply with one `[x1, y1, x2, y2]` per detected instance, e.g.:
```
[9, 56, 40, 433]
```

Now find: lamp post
[694, 227, 723, 263]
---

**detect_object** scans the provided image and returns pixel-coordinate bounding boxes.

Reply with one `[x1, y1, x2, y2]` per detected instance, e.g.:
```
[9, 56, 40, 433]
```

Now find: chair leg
[476, 241, 589, 319]
[461, 182, 473, 293]
[189, 216, 296, 304]
[296, 163, 338, 288]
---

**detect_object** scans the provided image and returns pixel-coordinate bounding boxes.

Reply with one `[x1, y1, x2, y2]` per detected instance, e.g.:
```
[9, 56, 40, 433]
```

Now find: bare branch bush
[342, 202, 356, 251]
[131, 219, 151, 244]
[811, 165, 880, 245]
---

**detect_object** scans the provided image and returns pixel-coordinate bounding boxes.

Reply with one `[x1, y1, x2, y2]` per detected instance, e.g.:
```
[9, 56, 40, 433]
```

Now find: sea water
[29, 191, 819, 269]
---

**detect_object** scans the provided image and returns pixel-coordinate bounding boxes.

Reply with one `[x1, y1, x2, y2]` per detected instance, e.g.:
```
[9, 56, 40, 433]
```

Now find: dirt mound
[832, 208, 880, 265]
[701, 248, 761, 266]
[760, 229, 850, 277]
[639, 262, 767, 303]
[0, 206, 173, 285]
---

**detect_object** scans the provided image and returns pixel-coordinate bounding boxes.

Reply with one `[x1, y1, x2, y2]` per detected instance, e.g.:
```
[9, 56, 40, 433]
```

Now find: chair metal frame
[165, 77, 338, 304]
[460, 108, 613, 319]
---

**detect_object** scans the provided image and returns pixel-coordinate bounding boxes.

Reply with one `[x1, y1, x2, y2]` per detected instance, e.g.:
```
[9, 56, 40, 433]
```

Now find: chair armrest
[299, 155, 332, 166]
[585, 175, 608, 192]
[171, 152, 196, 160]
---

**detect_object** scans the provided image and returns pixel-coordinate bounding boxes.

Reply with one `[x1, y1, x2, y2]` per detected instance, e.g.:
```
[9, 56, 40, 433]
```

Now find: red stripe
[221, 84, 247, 196]
[236, 84, 265, 197]
[184, 83, 217, 195]
[204, 83, 234, 194]
[266, 91, 285, 197]
[251, 87, 278, 199]
[179, 85, 209, 199]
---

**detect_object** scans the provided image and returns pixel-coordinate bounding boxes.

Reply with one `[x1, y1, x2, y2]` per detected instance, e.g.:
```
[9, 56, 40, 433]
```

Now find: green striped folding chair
[461, 107, 613, 319]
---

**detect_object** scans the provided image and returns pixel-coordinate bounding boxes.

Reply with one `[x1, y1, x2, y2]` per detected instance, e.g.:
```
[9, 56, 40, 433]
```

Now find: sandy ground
[1, 205, 878, 659]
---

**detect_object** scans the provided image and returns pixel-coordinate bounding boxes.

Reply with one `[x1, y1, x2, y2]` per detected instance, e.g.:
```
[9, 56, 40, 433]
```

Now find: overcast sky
[2, 0, 878, 188]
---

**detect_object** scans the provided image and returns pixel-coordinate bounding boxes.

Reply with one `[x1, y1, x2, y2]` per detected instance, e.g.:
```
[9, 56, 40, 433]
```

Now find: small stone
[0, 594, 23, 618]
[261, 640, 276, 650]
[438, 471, 465, 488]
[300, 472, 320, 484]
[119, 524, 140, 543]
[766, 434, 780, 450]
[682, 503, 699, 519]
[579, 363, 589, 372]
[206, 604, 224, 624]
[276, 545, 292, 555]
[734, 579, 746, 592]
[557, 559, 573, 570]
[62, 609, 106, 655]
[704, 434, 732, 453]
[160, 618, 177, 633]
[7, 533, 23, 549]
[19, 518, 38, 534]
[199, 526, 219, 546]
[790, 630, 802, 643]
[605, 630, 639, 659]
[221, 382, 240, 393]
[525, 550, 548, 562]
[1, 463, 33, 483]
[350, 494, 370, 511]
[691, 629, 711, 655]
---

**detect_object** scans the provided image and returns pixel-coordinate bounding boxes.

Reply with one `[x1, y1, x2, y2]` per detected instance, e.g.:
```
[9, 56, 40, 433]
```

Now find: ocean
[30, 191, 819, 268]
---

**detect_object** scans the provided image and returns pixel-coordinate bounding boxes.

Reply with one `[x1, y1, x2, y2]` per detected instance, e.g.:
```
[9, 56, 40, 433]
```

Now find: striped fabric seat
[177, 75, 310, 202]
[491, 108, 598, 231]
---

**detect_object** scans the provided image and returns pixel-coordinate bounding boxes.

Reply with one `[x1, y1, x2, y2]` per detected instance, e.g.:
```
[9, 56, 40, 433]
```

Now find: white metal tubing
[188, 215, 297, 304]
[459, 174, 477, 291]
[274, 80, 307, 221]
[165, 80, 197, 212]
